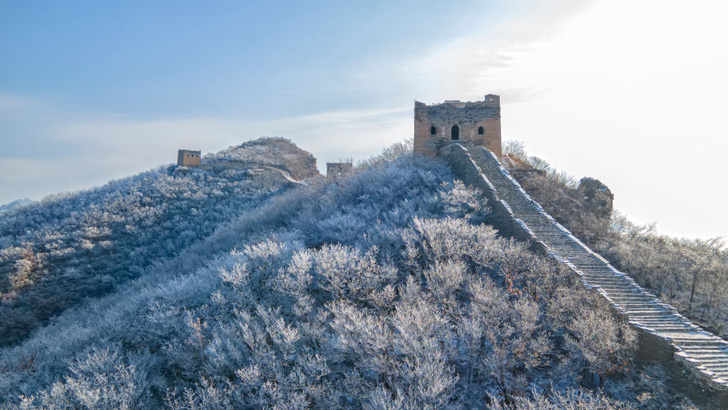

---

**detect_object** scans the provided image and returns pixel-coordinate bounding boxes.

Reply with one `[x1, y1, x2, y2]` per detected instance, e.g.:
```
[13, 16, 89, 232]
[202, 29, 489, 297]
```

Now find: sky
[1, 0, 727, 240]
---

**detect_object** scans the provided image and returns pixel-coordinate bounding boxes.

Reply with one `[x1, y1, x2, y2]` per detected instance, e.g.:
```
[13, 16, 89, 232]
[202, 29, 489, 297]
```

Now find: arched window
[430, 126, 437, 135]
[478, 126, 484, 135]
[451, 125, 459, 140]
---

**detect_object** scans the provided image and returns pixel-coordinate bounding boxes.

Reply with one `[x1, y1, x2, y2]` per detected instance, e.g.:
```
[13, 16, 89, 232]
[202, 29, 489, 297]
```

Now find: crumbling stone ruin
[326, 162, 353, 178]
[414, 94, 502, 158]
[177, 149, 202, 167]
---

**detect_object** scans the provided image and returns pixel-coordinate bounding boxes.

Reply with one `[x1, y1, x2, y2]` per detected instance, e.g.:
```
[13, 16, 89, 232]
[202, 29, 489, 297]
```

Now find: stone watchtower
[177, 149, 202, 167]
[414, 94, 502, 158]
[326, 162, 353, 178]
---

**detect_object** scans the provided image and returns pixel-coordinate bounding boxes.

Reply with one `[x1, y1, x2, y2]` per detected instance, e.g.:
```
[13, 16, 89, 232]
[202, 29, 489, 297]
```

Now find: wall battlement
[414, 94, 502, 158]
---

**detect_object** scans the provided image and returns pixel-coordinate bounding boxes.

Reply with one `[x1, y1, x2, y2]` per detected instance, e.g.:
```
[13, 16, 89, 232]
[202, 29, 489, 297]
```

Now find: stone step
[641, 327, 697, 333]
[631, 317, 684, 324]
[632, 319, 688, 326]
[683, 351, 728, 359]
[595, 288, 642, 294]
[624, 310, 677, 317]
[649, 328, 701, 334]
[681, 347, 728, 354]
[592, 283, 640, 288]
[580, 269, 617, 274]
[594, 280, 638, 284]
[695, 365, 728, 374]
[675, 340, 728, 348]
[632, 315, 684, 320]
[609, 292, 654, 302]
[693, 351, 728, 360]
[642, 323, 693, 330]
[615, 303, 661, 309]
[594, 286, 640, 290]
[622, 305, 673, 312]
[680, 349, 728, 358]
[592, 285, 640, 291]
[626, 307, 673, 312]
[699, 361, 728, 368]
[597, 290, 643, 295]
[594, 288, 641, 293]
[679, 346, 728, 354]
[610, 294, 652, 299]
[614, 299, 657, 306]
[688, 356, 728, 365]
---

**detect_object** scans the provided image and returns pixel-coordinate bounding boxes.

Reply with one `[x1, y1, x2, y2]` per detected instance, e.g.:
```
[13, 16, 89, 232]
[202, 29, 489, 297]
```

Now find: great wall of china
[440, 142, 728, 407]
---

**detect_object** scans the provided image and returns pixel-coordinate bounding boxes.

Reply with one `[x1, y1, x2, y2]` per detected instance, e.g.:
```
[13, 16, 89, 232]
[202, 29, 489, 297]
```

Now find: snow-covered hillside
[0, 138, 318, 347]
[0, 141, 700, 409]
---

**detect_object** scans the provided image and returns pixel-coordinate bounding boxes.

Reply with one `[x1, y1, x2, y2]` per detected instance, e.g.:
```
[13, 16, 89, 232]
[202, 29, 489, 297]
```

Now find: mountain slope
[0, 146, 697, 409]
[0, 137, 318, 346]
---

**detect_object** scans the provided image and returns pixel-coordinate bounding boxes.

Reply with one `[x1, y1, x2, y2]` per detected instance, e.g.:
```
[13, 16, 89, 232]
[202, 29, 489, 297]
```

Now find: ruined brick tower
[414, 94, 502, 158]
[326, 162, 353, 178]
[177, 149, 202, 167]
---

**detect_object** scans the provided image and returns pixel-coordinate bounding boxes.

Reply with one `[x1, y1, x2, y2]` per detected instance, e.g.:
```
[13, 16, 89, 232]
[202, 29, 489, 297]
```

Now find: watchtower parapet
[414, 95, 502, 158]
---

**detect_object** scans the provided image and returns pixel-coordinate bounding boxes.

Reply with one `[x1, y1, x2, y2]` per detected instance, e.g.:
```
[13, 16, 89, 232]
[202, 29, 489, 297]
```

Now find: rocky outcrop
[578, 177, 614, 219]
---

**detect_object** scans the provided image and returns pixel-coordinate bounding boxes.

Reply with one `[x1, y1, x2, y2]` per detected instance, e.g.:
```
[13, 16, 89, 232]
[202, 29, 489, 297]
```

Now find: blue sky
[2, 0, 728, 240]
[1, 1, 498, 119]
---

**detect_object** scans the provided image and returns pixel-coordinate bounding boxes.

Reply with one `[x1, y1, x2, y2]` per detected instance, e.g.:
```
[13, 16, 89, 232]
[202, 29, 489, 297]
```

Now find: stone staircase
[445, 144, 728, 390]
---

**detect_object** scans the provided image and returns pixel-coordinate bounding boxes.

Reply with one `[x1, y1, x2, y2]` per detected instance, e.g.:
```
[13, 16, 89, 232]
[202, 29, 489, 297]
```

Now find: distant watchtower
[177, 149, 202, 167]
[326, 162, 353, 178]
[414, 94, 502, 158]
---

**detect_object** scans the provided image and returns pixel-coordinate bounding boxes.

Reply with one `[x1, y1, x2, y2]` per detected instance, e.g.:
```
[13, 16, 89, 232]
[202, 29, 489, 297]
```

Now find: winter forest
[0, 138, 725, 408]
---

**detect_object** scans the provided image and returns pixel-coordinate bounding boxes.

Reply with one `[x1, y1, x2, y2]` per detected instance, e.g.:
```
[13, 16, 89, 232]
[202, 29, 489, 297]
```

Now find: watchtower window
[478, 126, 484, 135]
[430, 126, 437, 135]
[451, 125, 459, 140]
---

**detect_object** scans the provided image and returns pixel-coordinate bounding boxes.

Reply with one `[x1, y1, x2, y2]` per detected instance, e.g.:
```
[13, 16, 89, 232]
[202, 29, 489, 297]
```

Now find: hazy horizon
[2, 0, 727, 240]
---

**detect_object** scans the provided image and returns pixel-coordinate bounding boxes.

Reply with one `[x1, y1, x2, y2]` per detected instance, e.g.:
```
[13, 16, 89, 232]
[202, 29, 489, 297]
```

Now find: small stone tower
[177, 149, 202, 167]
[414, 94, 502, 158]
[326, 162, 353, 178]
